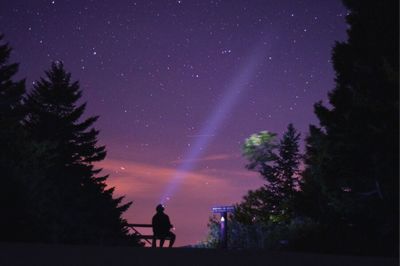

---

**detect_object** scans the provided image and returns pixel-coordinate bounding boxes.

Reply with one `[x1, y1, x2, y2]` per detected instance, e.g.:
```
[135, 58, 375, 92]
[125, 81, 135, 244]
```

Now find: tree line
[205, 0, 398, 256]
[0, 37, 140, 246]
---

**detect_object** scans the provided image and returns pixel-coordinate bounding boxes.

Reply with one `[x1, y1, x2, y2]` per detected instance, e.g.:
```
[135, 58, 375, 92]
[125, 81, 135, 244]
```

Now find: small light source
[220, 216, 225, 222]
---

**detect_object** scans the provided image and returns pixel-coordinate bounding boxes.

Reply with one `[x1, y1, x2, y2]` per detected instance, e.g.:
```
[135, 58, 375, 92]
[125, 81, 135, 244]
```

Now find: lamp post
[212, 206, 234, 249]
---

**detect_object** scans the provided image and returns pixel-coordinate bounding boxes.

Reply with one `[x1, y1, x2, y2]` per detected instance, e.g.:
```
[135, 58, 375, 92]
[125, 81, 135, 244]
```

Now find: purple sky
[1, 0, 347, 246]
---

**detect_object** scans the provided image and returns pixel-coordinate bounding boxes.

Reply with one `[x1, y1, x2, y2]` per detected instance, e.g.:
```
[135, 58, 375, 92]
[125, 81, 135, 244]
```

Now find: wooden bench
[127, 223, 172, 247]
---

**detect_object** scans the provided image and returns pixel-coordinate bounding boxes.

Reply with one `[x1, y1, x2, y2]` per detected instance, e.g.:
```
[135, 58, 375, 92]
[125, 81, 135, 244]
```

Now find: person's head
[156, 204, 165, 213]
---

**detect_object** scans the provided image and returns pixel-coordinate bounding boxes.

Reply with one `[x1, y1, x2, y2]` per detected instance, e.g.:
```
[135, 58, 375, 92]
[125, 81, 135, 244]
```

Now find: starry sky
[1, 0, 347, 246]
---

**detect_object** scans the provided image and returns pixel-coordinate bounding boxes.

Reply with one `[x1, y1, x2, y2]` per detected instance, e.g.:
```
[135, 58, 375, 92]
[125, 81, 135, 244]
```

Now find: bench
[127, 223, 173, 247]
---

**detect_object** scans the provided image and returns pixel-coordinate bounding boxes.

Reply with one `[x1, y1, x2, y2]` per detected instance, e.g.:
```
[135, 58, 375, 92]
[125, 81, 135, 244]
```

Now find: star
[0, 0, 348, 247]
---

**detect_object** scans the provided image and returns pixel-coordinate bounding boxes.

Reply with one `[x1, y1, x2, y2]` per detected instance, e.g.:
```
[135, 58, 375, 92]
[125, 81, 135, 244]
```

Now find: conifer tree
[302, 0, 398, 255]
[237, 124, 301, 224]
[0, 34, 27, 241]
[24, 62, 133, 244]
[242, 130, 279, 189]
[276, 124, 301, 214]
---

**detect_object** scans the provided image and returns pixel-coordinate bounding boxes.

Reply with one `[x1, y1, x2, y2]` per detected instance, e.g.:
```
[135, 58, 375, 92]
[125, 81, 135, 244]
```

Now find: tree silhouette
[232, 124, 302, 248]
[242, 131, 279, 190]
[24, 62, 134, 245]
[302, 0, 398, 255]
[276, 124, 301, 217]
[0, 34, 28, 241]
[0, 35, 25, 124]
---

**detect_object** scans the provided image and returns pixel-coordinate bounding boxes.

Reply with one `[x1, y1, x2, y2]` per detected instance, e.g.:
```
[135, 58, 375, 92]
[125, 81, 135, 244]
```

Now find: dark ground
[0, 242, 397, 266]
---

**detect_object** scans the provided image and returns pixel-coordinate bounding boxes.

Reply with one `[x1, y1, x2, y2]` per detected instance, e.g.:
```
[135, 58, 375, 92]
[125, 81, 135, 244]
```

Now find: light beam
[161, 47, 265, 203]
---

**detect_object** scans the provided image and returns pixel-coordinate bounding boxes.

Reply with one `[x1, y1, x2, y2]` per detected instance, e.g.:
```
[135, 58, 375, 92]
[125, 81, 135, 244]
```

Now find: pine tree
[24, 62, 133, 245]
[303, 0, 398, 255]
[0, 35, 25, 125]
[229, 125, 302, 248]
[0, 34, 27, 241]
[276, 124, 301, 215]
[243, 131, 279, 190]
[237, 124, 302, 224]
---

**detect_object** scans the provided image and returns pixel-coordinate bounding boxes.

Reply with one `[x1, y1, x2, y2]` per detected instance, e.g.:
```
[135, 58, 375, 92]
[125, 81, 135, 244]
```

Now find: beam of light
[160, 47, 266, 204]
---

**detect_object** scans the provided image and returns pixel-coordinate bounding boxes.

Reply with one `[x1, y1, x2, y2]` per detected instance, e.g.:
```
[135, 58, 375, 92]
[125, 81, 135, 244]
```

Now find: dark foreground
[0, 242, 397, 266]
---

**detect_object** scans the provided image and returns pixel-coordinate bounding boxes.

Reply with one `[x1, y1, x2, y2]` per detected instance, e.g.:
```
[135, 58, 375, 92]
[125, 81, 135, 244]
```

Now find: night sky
[1, 0, 347, 246]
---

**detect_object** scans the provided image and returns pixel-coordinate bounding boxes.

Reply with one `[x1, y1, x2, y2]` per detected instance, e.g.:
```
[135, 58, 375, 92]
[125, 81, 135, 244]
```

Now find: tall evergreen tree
[24, 62, 133, 245]
[302, 0, 398, 255]
[237, 124, 302, 225]
[276, 124, 301, 216]
[0, 35, 25, 124]
[0, 34, 27, 241]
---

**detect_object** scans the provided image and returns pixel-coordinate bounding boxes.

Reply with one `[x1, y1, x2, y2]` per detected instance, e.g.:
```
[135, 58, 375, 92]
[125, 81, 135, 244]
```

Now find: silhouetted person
[152, 204, 176, 248]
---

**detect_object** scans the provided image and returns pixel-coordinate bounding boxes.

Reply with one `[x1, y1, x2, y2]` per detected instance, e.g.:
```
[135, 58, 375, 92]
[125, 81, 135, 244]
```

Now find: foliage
[204, 214, 322, 251]
[243, 131, 278, 184]
[22, 62, 134, 245]
[0, 34, 28, 241]
[300, 0, 398, 256]
[0, 35, 138, 246]
[202, 215, 220, 248]
[239, 124, 302, 224]
[205, 124, 302, 249]
[202, 214, 268, 249]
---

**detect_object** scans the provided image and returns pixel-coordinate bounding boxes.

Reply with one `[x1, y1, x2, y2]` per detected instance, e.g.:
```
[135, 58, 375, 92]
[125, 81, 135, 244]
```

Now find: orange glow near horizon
[98, 156, 263, 246]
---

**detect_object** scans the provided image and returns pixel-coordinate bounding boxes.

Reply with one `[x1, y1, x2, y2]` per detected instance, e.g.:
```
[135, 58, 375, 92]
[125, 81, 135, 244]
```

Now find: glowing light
[220, 216, 225, 222]
[160, 46, 266, 203]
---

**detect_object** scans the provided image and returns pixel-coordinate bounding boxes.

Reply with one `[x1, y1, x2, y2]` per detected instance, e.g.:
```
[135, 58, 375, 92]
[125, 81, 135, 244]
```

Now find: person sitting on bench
[152, 204, 176, 248]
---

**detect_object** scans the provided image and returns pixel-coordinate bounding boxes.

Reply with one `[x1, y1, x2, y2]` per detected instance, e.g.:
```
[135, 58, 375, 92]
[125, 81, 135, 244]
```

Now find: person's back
[151, 204, 176, 248]
[152, 211, 171, 236]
